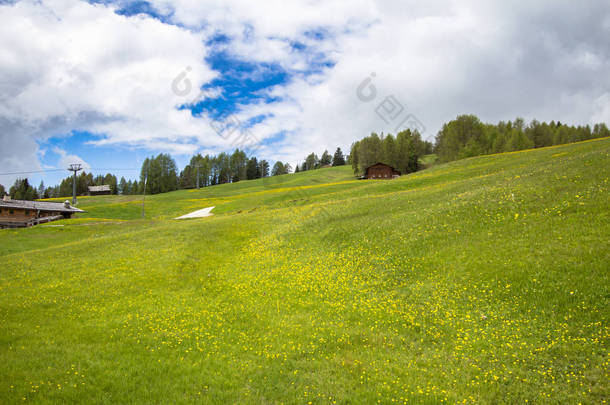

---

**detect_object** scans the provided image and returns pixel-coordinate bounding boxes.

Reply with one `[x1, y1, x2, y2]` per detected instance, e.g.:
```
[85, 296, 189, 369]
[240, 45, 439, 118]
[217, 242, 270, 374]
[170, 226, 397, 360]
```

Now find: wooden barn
[364, 162, 401, 179]
[0, 196, 84, 228]
[88, 185, 111, 196]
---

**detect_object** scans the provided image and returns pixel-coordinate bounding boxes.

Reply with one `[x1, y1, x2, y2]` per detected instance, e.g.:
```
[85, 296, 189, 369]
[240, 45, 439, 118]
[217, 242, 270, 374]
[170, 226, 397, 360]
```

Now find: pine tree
[305, 153, 319, 170]
[246, 157, 259, 180]
[258, 160, 270, 177]
[320, 150, 332, 166]
[140, 154, 179, 194]
[118, 177, 128, 195]
[9, 178, 39, 200]
[272, 162, 292, 176]
[271, 162, 285, 176]
[332, 147, 346, 166]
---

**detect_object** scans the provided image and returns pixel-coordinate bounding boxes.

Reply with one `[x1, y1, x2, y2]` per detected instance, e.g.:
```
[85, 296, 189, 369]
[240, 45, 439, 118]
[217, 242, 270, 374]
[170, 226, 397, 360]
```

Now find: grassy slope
[1, 138, 609, 404]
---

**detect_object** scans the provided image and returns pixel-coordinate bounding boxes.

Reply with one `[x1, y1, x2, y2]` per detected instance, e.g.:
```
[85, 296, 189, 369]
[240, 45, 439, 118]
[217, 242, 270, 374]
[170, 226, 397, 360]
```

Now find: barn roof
[365, 162, 398, 169]
[88, 185, 111, 192]
[0, 199, 84, 213]
[364, 162, 401, 173]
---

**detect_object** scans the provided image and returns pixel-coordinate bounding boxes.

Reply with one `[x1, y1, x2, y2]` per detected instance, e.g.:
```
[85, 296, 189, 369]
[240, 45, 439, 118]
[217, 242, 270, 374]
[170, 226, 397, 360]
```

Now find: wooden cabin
[0, 197, 84, 228]
[364, 162, 401, 179]
[88, 185, 111, 196]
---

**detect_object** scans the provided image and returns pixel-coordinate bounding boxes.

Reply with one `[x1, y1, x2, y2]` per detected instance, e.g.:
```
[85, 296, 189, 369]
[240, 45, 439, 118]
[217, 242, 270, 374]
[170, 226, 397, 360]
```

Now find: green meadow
[1, 138, 609, 403]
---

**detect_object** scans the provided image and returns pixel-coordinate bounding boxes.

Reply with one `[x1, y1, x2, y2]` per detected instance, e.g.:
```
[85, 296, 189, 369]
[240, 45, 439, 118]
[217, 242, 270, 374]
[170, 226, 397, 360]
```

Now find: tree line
[294, 147, 346, 173]
[0, 149, 298, 200]
[2, 115, 607, 200]
[349, 129, 433, 175]
[434, 115, 610, 162]
[2, 173, 119, 200]
[178, 150, 273, 189]
[2, 179, 40, 200]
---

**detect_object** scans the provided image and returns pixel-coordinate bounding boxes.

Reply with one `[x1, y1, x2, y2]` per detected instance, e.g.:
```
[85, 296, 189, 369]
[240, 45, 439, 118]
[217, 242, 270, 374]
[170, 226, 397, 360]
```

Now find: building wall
[0, 208, 66, 224]
[366, 165, 395, 179]
[0, 207, 37, 223]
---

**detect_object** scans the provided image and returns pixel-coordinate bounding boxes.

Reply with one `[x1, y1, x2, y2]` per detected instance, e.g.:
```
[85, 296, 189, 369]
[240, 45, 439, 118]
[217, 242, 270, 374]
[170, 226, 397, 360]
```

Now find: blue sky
[28, 42, 296, 187]
[4, 0, 334, 187]
[1, 0, 608, 190]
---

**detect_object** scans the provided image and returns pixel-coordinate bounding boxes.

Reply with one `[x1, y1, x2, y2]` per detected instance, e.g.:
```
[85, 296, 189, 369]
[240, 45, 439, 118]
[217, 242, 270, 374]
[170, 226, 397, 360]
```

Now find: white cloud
[175, 0, 610, 165]
[592, 93, 610, 124]
[1, 0, 609, 176]
[53, 146, 91, 172]
[0, 0, 235, 181]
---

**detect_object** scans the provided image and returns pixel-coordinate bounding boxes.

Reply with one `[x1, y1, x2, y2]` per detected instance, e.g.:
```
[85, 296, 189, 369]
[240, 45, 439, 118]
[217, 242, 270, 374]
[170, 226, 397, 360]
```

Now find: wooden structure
[364, 162, 401, 179]
[0, 197, 84, 228]
[88, 185, 111, 196]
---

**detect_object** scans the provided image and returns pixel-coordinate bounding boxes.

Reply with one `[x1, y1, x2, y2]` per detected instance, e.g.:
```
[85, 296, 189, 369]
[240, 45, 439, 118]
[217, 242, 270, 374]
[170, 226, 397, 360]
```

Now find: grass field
[1, 138, 609, 404]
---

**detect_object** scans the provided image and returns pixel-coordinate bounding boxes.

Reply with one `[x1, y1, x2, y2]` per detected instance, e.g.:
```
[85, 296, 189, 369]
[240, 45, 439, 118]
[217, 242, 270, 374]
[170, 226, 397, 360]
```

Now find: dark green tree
[9, 178, 39, 200]
[506, 128, 534, 151]
[350, 142, 359, 173]
[271, 161, 292, 176]
[103, 173, 118, 194]
[320, 150, 332, 166]
[246, 157, 260, 180]
[382, 135, 398, 168]
[434, 114, 486, 162]
[593, 123, 610, 138]
[214, 152, 231, 184]
[229, 149, 248, 182]
[332, 147, 346, 166]
[140, 154, 179, 194]
[349, 130, 424, 175]
[305, 153, 319, 171]
[258, 160, 270, 178]
[132, 180, 140, 194]
[432, 116, 606, 162]
[118, 177, 128, 195]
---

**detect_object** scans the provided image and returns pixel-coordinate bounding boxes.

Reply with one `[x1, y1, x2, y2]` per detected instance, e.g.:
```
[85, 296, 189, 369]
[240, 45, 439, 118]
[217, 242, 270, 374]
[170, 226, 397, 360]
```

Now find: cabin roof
[0, 199, 84, 213]
[365, 162, 401, 172]
[88, 185, 111, 192]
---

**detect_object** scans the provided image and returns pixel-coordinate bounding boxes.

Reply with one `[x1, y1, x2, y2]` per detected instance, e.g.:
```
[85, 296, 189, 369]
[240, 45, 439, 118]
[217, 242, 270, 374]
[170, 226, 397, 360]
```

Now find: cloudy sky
[1, 0, 609, 187]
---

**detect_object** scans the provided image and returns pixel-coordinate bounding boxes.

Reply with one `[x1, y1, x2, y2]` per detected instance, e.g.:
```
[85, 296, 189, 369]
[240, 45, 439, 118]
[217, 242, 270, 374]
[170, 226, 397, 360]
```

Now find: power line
[90, 168, 139, 171]
[0, 169, 65, 176]
[0, 167, 139, 176]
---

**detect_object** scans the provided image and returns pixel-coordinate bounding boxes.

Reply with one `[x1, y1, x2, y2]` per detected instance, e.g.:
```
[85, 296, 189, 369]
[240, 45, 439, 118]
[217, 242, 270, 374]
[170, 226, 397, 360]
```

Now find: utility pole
[68, 163, 82, 205]
[141, 170, 148, 218]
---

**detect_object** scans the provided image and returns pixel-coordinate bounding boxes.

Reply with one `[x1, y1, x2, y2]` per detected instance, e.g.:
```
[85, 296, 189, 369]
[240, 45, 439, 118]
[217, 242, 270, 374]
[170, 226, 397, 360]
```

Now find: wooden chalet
[88, 185, 111, 195]
[0, 196, 84, 228]
[363, 162, 401, 179]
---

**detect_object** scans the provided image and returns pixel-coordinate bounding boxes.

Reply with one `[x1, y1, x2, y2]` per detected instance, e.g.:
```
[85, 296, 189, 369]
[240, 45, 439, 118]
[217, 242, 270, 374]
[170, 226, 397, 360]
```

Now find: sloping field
[1, 138, 609, 403]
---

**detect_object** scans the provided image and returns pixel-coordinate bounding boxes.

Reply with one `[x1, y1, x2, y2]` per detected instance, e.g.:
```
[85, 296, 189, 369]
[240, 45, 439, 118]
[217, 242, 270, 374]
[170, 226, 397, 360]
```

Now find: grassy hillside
[1, 138, 609, 404]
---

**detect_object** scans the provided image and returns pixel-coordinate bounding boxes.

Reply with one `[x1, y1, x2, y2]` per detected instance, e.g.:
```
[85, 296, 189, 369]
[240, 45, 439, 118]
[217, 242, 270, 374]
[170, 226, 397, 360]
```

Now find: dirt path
[174, 206, 215, 219]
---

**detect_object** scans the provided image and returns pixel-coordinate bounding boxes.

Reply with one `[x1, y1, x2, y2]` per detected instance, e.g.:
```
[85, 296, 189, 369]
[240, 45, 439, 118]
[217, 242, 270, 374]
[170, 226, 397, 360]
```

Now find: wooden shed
[88, 185, 111, 196]
[0, 197, 84, 228]
[364, 162, 401, 179]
